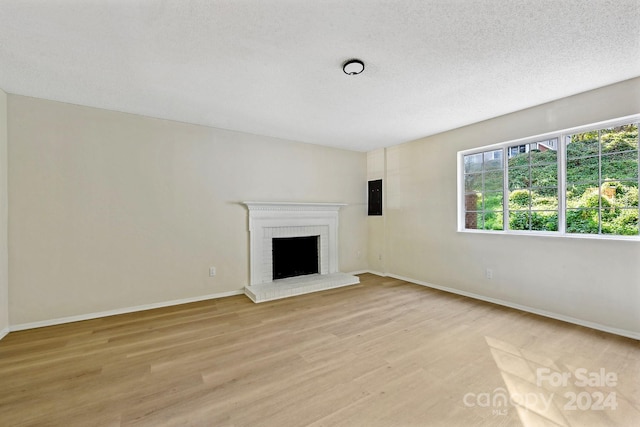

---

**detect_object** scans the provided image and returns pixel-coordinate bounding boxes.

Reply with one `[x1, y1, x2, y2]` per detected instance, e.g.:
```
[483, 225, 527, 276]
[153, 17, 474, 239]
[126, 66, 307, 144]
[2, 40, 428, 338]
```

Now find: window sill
[457, 228, 640, 242]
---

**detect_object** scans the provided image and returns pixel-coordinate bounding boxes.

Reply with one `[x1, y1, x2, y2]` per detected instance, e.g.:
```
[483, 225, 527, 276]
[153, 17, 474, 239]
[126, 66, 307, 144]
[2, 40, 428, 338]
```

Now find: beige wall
[6, 78, 640, 335]
[8, 95, 368, 325]
[0, 89, 8, 337]
[372, 77, 640, 336]
[366, 149, 385, 273]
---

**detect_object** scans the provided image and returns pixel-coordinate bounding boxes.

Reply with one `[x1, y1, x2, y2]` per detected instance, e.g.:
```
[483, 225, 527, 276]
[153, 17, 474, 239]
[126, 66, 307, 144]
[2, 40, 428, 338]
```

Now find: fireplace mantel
[243, 201, 347, 211]
[242, 201, 359, 302]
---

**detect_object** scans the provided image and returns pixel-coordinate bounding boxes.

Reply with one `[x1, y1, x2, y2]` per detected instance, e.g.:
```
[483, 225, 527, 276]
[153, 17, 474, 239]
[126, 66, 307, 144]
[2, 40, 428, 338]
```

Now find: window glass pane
[531, 139, 558, 164]
[606, 182, 638, 208]
[531, 211, 559, 231]
[601, 209, 638, 236]
[599, 182, 639, 234]
[508, 189, 530, 210]
[566, 183, 596, 206]
[567, 131, 599, 158]
[483, 192, 503, 211]
[484, 170, 503, 191]
[531, 189, 558, 210]
[600, 124, 638, 153]
[508, 166, 529, 190]
[484, 150, 503, 170]
[464, 153, 483, 173]
[508, 145, 528, 160]
[566, 157, 599, 183]
[572, 187, 604, 209]
[464, 211, 482, 230]
[509, 211, 530, 230]
[464, 193, 481, 211]
[601, 151, 638, 180]
[566, 209, 599, 234]
[464, 174, 482, 192]
[601, 181, 636, 207]
[483, 212, 503, 230]
[531, 165, 557, 188]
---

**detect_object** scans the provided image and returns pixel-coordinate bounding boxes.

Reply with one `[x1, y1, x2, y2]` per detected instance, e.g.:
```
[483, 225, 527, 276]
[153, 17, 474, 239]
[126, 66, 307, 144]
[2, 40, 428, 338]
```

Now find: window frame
[457, 114, 640, 240]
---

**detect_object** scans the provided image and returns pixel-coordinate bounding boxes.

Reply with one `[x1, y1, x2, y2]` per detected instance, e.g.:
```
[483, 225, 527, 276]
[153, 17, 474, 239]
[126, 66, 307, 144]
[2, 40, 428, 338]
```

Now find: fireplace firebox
[272, 236, 319, 280]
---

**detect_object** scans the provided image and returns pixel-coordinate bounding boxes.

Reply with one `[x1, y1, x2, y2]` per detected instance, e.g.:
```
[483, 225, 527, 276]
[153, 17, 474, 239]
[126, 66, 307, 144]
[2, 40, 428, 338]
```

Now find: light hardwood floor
[1, 273, 639, 426]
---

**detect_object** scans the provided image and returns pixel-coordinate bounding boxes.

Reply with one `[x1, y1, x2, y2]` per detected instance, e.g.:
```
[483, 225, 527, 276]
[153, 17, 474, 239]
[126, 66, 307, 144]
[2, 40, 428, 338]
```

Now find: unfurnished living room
[0, 1, 639, 426]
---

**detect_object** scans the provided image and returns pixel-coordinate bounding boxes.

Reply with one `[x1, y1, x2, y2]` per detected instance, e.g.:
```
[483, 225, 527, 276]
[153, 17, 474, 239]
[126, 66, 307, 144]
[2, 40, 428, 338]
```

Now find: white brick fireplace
[243, 202, 360, 302]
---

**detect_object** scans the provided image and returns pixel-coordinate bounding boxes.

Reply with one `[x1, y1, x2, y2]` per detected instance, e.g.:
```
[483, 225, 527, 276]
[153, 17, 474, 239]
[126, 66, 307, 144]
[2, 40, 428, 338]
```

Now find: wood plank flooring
[1, 273, 639, 426]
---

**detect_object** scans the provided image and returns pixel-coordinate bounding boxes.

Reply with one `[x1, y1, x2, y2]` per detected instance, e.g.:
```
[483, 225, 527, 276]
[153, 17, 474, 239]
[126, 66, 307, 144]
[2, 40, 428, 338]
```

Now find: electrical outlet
[485, 268, 493, 280]
[209, 267, 216, 277]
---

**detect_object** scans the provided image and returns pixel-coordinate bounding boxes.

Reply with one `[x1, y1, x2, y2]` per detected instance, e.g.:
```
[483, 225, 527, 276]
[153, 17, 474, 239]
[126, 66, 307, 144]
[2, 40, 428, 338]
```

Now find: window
[566, 124, 638, 235]
[463, 150, 503, 230]
[458, 116, 639, 238]
[507, 138, 558, 231]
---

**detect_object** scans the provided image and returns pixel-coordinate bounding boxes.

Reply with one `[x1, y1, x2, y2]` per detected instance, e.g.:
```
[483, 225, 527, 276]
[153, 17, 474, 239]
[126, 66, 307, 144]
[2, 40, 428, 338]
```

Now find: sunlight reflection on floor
[485, 335, 638, 426]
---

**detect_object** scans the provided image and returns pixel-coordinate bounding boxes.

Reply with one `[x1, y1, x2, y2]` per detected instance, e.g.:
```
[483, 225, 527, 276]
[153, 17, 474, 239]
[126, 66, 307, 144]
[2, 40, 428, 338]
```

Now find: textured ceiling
[1, 1, 639, 152]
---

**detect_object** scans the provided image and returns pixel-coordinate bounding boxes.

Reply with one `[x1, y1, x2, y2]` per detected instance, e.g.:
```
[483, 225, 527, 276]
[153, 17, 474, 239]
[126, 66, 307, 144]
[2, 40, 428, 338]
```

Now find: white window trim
[457, 114, 640, 240]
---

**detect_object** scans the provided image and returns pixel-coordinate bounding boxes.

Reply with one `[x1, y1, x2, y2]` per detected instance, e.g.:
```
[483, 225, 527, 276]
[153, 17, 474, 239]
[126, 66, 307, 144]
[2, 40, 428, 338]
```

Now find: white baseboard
[8, 271, 638, 341]
[384, 272, 640, 341]
[10, 289, 245, 332]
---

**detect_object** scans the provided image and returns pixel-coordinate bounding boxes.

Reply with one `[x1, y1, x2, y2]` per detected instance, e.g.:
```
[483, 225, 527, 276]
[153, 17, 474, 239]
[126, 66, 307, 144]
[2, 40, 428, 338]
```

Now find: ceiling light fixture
[343, 59, 365, 75]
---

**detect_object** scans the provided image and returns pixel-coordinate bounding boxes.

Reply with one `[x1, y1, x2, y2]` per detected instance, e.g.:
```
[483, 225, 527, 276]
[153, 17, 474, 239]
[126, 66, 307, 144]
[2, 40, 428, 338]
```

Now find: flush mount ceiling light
[343, 59, 365, 75]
